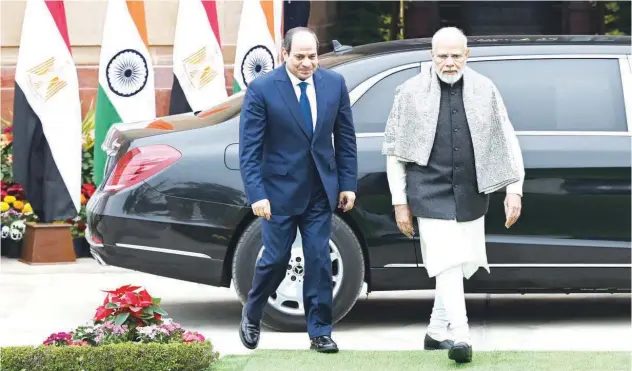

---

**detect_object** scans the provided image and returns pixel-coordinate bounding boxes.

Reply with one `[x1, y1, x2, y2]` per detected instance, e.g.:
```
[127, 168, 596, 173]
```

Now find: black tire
[231, 214, 365, 332]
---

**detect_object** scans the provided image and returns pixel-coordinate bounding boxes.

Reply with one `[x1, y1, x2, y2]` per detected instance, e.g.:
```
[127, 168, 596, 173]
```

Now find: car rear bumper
[85, 182, 248, 287]
[88, 241, 225, 286]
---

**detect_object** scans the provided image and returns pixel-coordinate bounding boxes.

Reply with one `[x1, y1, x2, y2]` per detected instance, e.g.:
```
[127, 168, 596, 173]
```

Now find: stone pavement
[1, 257, 631, 357]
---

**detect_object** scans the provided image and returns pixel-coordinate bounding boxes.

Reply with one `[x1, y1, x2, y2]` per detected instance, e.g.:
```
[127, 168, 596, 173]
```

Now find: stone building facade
[1, 1, 626, 123]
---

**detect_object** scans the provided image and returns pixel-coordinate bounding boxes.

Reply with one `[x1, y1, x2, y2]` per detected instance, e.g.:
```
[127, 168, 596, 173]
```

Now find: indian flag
[93, 0, 155, 185]
[232, 0, 283, 94]
[12, 0, 82, 222]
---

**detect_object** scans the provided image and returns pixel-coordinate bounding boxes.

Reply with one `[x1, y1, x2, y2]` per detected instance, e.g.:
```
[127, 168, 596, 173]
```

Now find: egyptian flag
[12, 0, 82, 222]
[169, 0, 227, 115]
[93, 0, 155, 185]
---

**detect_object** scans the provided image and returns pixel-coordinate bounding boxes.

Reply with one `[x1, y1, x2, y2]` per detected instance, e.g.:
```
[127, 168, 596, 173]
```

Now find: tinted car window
[351, 67, 419, 133]
[468, 58, 627, 132]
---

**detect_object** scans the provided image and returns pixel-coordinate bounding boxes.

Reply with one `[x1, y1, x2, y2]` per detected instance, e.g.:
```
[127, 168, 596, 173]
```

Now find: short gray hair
[282, 27, 319, 53]
[431, 27, 468, 51]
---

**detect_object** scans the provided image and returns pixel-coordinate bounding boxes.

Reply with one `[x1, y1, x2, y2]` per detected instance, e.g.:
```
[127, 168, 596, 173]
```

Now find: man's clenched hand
[338, 191, 356, 212]
[394, 204, 415, 238]
[252, 199, 271, 220]
[504, 193, 521, 228]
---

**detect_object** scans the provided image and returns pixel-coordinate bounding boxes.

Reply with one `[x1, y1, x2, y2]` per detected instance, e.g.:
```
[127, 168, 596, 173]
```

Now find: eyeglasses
[434, 54, 465, 62]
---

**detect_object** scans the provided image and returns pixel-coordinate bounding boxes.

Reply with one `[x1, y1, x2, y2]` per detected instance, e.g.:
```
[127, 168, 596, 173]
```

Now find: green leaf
[105, 302, 119, 309]
[148, 304, 167, 316]
[153, 306, 168, 316]
[151, 297, 161, 305]
[114, 312, 129, 326]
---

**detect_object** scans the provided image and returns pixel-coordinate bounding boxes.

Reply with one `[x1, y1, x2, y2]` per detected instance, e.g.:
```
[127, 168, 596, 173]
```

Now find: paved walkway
[1, 257, 630, 356]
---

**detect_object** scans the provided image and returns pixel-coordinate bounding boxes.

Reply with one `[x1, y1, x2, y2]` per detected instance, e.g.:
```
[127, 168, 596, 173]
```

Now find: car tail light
[103, 144, 181, 192]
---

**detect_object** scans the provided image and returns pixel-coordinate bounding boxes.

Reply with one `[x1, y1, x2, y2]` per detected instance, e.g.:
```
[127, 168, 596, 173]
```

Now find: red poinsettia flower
[95, 284, 167, 328]
[103, 284, 141, 296]
[94, 305, 114, 322]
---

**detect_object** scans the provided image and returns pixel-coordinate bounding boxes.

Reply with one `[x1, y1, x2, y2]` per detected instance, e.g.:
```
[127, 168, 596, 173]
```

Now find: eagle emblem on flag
[182, 46, 219, 90]
[26, 57, 68, 102]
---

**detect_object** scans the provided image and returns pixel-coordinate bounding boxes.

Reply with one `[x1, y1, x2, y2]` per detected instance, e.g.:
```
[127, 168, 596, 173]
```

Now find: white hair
[431, 27, 468, 51]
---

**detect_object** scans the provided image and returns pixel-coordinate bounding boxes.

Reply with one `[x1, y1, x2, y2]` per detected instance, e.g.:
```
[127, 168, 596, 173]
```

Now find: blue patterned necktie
[298, 81, 313, 137]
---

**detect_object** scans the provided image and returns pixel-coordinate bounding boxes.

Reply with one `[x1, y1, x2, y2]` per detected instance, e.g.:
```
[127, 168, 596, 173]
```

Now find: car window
[468, 58, 627, 132]
[351, 67, 419, 133]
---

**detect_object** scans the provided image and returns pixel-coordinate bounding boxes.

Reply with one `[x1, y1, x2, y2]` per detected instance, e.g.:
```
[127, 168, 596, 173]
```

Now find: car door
[464, 55, 632, 290]
[349, 63, 422, 280]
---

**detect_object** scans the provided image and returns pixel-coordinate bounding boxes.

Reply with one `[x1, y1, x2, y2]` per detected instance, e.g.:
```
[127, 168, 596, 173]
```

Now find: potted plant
[1, 188, 39, 258]
[1, 118, 39, 258]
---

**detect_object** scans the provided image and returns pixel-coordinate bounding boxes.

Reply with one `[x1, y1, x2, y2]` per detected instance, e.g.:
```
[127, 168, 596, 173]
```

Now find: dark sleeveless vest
[406, 76, 489, 222]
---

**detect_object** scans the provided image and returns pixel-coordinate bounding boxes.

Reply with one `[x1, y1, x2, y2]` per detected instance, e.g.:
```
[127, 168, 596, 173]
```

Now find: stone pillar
[307, 1, 338, 54]
[404, 1, 440, 39]
[562, 1, 594, 34]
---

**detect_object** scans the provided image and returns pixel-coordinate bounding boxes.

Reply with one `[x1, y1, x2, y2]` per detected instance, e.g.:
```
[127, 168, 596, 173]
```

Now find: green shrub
[0, 341, 219, 371]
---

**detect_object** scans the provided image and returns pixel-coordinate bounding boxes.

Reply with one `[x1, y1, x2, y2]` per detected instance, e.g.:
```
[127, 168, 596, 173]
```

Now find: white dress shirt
[286, 66, 317, 130]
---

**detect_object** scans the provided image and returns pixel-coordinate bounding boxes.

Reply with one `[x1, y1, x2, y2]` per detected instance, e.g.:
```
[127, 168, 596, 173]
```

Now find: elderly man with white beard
[382, 27, 525, 364]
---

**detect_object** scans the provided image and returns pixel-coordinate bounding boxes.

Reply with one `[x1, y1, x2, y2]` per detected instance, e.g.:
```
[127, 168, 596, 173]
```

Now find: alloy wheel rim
[255, 231, 344, 316]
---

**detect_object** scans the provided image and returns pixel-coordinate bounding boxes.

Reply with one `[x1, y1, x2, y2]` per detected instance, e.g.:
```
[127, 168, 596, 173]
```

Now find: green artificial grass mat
[209, 349, 631, 371]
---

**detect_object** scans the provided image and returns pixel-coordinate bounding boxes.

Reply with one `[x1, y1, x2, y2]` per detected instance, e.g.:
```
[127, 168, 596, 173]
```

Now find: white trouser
[426, 265, 471, 344]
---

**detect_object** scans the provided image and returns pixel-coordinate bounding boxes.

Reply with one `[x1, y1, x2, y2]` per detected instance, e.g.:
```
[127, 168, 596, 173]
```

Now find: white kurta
[386, 154, 524, 279]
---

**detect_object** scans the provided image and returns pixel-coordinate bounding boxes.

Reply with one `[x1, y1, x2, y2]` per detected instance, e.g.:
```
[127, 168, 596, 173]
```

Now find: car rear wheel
[231, 214, 365, 332]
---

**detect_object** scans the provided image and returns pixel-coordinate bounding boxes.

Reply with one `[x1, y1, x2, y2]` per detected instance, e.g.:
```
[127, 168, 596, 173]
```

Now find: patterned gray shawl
[382, 62, 521, 194]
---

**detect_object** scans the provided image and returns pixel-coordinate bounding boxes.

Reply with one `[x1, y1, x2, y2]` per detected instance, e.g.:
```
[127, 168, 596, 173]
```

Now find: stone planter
[19, 222, 76, 264]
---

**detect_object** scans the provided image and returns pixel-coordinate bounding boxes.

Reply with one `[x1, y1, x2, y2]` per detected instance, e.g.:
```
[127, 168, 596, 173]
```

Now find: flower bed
[1, 103, 96, 259]
[0, 284, 219, 370]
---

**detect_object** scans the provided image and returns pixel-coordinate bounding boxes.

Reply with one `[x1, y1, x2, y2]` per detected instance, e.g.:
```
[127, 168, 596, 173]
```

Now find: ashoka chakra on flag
[106, 49, 149, 97]
[240, 45, 274, 87]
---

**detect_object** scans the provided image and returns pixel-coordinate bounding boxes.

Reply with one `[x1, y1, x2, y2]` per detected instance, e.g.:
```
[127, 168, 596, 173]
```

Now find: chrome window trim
[619, 56, 632, 133]
[348, 62, 421, 106]
[466, 53, 623, 62]
[349, 53, 632, 136]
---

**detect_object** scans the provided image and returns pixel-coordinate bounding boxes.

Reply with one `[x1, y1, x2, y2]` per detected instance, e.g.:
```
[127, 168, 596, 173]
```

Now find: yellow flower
[3, 196, 16, 204]
[13, 200, 24, 210]
[23, 203, 33, 213]
[0, 202, 9, 212]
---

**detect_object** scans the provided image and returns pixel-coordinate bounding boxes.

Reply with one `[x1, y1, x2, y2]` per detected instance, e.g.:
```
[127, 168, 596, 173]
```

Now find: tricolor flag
[93, 0, 155, 185]
[232, 0, 283, 94]
[169, 0, 227, 115]
[12, 0, 81, 222]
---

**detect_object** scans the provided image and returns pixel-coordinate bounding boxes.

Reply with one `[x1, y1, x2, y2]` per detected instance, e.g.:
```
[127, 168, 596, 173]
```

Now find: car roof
[319, 34, 632, 69]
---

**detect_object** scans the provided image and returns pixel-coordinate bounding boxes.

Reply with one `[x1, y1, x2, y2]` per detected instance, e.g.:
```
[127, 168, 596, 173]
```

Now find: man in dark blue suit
[238, 27, 358, 353]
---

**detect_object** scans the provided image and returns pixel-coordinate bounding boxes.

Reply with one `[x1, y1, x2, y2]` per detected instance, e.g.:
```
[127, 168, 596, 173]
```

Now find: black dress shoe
[423, 333, 454, 350]
[239, 307, 260, 350]
[448, 342, 472, 363]
[310, 335, 339, 353]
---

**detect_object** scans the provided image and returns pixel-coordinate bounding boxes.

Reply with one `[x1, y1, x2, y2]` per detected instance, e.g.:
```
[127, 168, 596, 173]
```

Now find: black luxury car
[86, 35, 632, 332]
